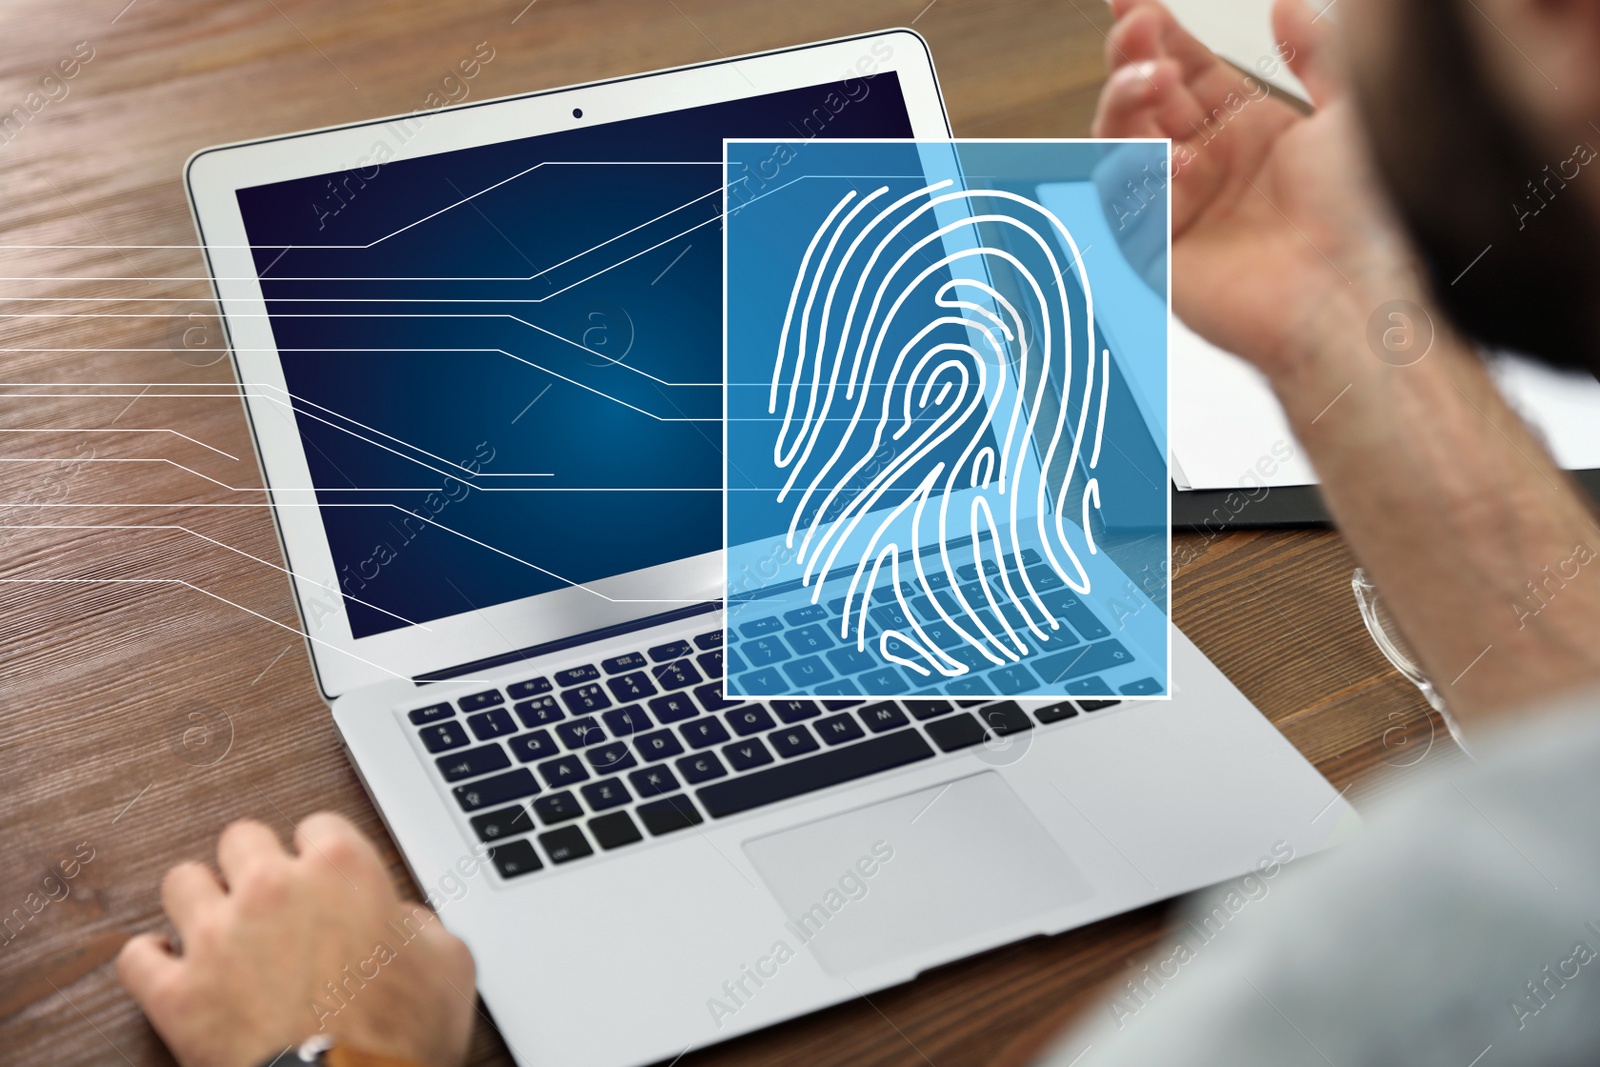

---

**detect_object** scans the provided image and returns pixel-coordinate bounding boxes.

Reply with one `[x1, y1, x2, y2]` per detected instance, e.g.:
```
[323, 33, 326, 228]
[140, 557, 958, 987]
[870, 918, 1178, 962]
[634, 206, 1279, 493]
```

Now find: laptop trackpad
[742, 772, 1093, 977]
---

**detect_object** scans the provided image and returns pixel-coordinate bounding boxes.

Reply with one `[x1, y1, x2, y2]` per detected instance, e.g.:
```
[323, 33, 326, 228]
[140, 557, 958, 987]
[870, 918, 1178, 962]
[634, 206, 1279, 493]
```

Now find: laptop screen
[235, 75, 916, 639]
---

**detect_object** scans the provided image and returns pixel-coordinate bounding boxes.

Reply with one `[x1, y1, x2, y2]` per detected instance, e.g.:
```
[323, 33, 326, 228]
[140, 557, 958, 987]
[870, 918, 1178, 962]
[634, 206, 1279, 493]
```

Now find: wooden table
[0, 0, 1452, 1063]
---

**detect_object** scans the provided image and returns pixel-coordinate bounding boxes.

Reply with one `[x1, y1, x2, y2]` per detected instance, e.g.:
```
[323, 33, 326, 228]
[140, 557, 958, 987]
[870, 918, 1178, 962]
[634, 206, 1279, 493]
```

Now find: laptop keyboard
[407, 624, 1126, 881]
[727, 549, 1162, 699]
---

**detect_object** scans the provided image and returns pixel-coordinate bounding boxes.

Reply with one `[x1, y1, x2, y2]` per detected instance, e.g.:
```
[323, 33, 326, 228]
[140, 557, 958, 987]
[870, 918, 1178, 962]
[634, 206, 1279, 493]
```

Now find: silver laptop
[186, 30, 1356, 1067]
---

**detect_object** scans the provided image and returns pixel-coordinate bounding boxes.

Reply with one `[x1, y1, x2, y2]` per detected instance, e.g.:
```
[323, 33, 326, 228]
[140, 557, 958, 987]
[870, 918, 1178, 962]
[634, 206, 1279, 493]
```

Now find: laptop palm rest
[742, 773, 1094, 977]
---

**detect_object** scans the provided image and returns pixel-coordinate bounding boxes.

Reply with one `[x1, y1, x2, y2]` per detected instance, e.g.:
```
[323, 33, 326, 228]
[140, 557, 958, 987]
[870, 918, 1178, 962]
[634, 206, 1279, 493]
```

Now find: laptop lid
[185, 30, 949, 698]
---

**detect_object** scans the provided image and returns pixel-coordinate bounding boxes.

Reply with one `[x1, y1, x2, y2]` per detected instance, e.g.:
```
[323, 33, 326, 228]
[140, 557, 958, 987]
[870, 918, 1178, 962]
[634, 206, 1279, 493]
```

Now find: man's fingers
[160, 861, 225, 938]
[116, 931, 182, 1006]
[216, 819, 288, 885]
[1273, 0, 1343, 106]
[293, 811, 384, 888]
[1092, 57, 1203, 143]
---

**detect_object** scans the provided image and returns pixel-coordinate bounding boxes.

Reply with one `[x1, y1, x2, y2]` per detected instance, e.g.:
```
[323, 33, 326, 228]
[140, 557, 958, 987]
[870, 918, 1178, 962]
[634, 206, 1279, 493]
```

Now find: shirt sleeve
[1032, 699, 1600, 1067]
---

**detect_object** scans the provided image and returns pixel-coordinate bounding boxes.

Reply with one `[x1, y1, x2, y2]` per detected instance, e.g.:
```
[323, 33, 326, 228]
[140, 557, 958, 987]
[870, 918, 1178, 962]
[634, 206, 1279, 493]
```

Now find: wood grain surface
[0, 1, 1450, 1064]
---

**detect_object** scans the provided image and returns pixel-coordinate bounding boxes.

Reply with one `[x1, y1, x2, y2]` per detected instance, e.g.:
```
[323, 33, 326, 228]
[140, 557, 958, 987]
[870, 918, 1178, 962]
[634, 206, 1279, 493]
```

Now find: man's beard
[1351, 0, 1600, 378]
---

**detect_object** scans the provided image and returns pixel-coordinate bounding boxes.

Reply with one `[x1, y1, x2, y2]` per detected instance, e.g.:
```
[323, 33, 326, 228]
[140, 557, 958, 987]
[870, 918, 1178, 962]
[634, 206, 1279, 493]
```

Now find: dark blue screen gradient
[235, 75, 914, 638]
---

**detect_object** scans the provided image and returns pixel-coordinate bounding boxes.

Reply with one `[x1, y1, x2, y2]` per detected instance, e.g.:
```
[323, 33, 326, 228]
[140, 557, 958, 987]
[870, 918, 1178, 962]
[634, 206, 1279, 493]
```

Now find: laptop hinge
[414, 601, 719, 684]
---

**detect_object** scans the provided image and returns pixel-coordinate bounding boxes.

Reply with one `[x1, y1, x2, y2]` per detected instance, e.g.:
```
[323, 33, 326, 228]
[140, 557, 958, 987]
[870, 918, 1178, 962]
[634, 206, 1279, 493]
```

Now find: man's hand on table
[118, 813, 476, 1067]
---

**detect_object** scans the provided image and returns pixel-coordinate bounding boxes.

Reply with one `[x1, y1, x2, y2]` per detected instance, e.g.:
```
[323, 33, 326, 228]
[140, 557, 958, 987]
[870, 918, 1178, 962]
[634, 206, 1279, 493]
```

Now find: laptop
[186, 30, 1357, 1067]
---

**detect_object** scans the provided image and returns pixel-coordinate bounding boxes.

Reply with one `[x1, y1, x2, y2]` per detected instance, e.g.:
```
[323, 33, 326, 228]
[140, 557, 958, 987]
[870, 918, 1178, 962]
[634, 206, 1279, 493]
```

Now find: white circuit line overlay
[769, 180, 1110, 681]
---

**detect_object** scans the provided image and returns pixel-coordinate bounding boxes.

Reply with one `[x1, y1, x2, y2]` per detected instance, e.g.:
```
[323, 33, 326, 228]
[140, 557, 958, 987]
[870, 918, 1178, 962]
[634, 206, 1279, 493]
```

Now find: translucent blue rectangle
[724, 140, 1170, 701]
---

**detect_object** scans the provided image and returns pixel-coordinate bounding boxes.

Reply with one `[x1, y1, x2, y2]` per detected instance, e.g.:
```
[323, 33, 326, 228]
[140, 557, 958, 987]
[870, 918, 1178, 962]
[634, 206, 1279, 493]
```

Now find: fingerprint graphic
[768, 179, 1110, 681]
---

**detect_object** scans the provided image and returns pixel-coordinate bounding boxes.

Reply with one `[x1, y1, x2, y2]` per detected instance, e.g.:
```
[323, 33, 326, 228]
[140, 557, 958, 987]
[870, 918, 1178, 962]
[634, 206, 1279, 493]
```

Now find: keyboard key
[436, 744, 511, 782]
[694, 683, 737, 712]
[857, 666, 909, 695]
[581, 778, 631, 811]
[648, 640, 693, 662]
[1079, 699, 1122, 712]
[539, 825, 593, 863]
[977, 701, 1034, 736]
[629, 765, 681, 798]
[681, 718, 731, 749]
[1120, 677, 1163, 696]
[741, 635, 791, 668]
[467, 707, 517, 741]
[555, 717, 605, 750]
[533, 791, 583, 825]
[698, 731, 935, 818]
[1035, 701, 1079, 724]
[826, 646, 877, 676]
[507, 677, 552, 700]
[537, 755, 589, 788]
[696, 649, 724, 678]
[726, 705, 776, 736]
[771, 699, 820, 723]
[947, 674, 998, 697]
[488, 839, 542, 878]
[785, 624, 833, 656]
[738, 615, 783, 637]
[694, 629, 724, 650]
[782, 656, 834, 688]
[822, 699, 864, 710]
[648, 693, 698, 724]
[602, 704, 652, 736]
[989, 664, 1040, 695]
[1042, 589, 1112, 641]
[457, 689, 504, 713]
[815, 713, 865, 745]
[871, 603, 912, 629]
[909, 596, 944, 623]
[652, 660, 703, 691]
[586, 741, 637, 775]
[636, 795, 704, 836]
[1021, 548, 1042, 565]
[905, 698, 954, 720]
[677, 752, 727, 784]
[470, 804, 533, 842]
[924, 713, 990, 752]
[723, 737, 774, 772]
[1033, 640, 1135, 686]
[634, 729, 685, 762]
[562, 683, 610, 715]
[737, 667, 786, 692]
[407, 703, 453, 725]
[607, 671, 658, 703]
[725, 647, 748, 675]
[418, 721, 470, 753]
[601, 652, 646, 674]
[783, 604, 829, 626]
[589, 811, 643, 850]
[514, 695, 563, 728]
[555, 664, 599, 686]
[860, 702, 909, 732]
[508, 730, 559, 762]
[770, 725, 820, 758]
[453, 768, 539, 812]
[1065, 676, 1110, 696]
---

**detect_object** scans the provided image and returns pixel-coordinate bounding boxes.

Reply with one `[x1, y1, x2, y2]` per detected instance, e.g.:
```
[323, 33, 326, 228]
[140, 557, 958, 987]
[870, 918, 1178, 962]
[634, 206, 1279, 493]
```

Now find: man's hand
[1092, 0, 1418, 380]
[118, 813, 476, 1067]
[1091, 0, 1600, 726]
